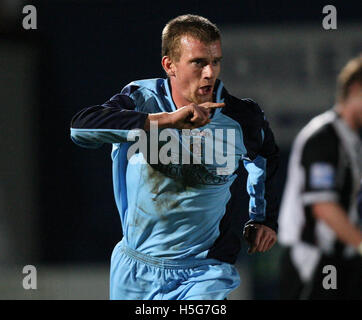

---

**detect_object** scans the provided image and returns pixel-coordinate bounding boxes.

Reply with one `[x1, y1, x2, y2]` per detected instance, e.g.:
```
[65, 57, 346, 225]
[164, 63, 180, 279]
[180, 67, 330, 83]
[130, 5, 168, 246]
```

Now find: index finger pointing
[199, 102, 225, 109]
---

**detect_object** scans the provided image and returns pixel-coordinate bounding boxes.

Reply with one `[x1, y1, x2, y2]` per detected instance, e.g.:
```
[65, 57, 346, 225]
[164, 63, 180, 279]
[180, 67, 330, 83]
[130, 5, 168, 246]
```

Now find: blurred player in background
[278, 55, 362, 299]
[70, 15, 279, 300]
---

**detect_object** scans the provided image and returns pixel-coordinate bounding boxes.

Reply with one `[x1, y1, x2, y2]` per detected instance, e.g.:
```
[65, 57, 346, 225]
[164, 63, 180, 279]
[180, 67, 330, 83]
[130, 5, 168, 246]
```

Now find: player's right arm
[145, 102, 225, 130]
[70, 93, 148, 148]
[70, 90, 223, 148]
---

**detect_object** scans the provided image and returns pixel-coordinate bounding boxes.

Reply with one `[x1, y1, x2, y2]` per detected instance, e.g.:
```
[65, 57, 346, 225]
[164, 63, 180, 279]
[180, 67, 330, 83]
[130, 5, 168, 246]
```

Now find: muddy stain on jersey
[134, 162, 212, 227]
[146, 163, 193, 214]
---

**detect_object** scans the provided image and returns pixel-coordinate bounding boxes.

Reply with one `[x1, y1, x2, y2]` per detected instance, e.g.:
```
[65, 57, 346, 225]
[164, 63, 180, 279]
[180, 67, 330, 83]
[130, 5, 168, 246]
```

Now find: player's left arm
[243, 115, 280, 254]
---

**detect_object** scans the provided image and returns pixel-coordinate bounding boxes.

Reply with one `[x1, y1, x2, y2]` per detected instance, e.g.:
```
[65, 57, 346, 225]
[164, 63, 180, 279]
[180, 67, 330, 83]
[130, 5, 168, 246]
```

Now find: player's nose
[202, 64, 215, 80]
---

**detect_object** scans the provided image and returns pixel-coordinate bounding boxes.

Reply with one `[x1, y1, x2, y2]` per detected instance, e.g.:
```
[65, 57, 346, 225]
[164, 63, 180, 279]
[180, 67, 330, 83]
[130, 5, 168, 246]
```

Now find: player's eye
[192, 59, 204, 67]
[212, 59, 221, 66]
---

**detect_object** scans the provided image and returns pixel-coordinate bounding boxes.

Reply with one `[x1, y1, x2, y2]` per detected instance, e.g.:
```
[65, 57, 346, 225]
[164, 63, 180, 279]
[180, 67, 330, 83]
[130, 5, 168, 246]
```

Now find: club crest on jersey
[310, 162, 335, 189]
[126, 121, 237, 176]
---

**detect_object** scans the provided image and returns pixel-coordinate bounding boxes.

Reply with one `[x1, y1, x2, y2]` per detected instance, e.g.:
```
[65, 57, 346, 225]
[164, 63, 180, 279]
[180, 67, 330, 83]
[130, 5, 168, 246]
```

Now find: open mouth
[199, 85, 213, 95]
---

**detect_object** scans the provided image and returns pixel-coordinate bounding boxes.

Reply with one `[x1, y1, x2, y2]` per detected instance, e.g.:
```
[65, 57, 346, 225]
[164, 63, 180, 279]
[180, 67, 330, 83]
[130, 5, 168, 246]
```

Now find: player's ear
[161, 56, 176, 77]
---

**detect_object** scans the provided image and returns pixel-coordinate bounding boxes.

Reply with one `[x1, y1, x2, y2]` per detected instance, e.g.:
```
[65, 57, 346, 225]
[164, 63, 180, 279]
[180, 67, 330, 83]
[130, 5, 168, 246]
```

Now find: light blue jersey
[70, 78, 280, 299]
[110, 79, 247, 259]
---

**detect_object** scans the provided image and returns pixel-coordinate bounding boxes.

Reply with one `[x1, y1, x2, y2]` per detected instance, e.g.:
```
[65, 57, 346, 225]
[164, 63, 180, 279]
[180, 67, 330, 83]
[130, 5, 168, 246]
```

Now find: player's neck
[168, 80, 190, 109]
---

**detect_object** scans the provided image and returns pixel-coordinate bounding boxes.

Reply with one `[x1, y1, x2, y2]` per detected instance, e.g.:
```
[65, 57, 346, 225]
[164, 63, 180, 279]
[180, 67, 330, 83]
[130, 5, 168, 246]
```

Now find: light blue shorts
[110, 240, 240, 300]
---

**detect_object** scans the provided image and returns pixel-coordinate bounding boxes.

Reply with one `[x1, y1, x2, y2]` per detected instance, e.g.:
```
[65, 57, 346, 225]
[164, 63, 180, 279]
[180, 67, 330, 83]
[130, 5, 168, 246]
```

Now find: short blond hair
[161, 14, 220, 62]
[337, 54, 362, 102]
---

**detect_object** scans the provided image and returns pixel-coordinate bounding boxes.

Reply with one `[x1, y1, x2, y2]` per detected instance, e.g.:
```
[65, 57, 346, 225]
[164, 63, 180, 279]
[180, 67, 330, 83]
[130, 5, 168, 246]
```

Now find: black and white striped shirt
[278, 109, 361, 281]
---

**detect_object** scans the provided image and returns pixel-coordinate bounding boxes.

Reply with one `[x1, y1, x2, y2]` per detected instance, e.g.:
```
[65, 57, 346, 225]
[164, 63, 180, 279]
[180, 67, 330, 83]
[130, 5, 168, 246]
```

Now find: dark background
[1, 0, 361, 299]
[33, 0, 361, 262]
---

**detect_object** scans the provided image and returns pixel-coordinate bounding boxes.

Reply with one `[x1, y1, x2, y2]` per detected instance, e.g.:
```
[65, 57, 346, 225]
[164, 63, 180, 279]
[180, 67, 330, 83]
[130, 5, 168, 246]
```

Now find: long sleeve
[243, 115, 280, 232]
[70, 92, 148, 148]
[218, 93, 280, 233]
